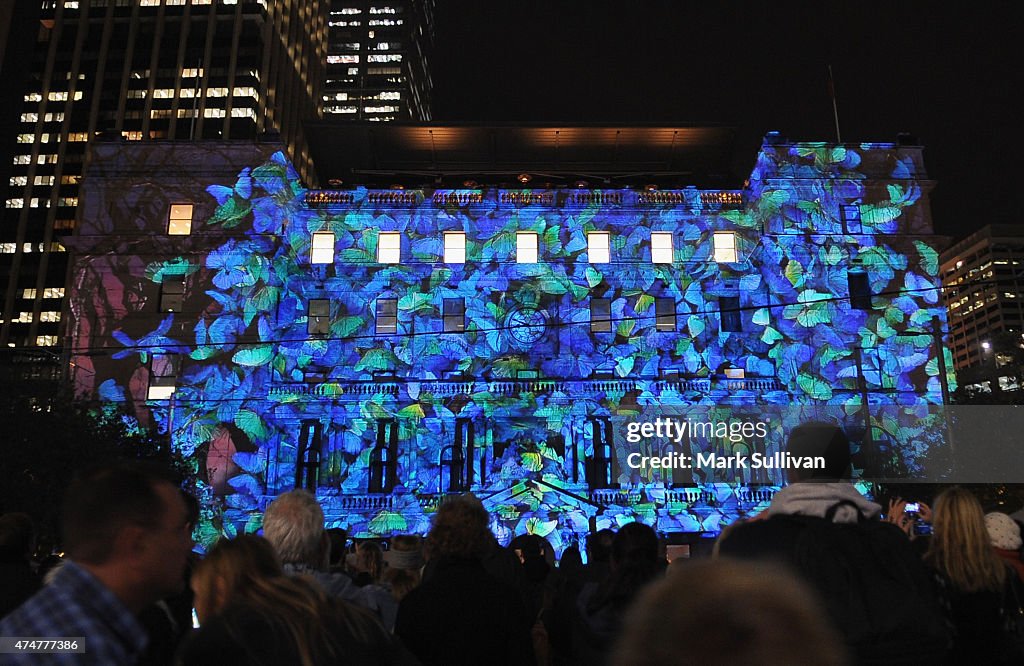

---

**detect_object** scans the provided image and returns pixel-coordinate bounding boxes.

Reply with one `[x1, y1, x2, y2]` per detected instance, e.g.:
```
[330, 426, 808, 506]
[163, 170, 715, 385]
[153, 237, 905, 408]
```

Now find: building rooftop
[303, 122, 738, 189]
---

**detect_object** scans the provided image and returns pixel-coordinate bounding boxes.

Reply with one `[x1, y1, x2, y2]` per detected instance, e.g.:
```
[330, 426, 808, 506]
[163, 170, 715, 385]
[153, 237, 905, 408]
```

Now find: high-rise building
[0, 0, 326, 349]
[940, 224, 1024, 391]
[323, 0, 433, 121]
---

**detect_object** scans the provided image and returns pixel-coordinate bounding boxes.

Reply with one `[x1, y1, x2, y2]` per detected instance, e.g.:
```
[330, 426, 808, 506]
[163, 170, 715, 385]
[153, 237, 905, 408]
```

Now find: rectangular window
[308, 299, 330, 335]
[651, 232, 673, 264]
[842, 204, 862, 233]
[311, 231, 335, 264]
[848, 271, 872, 310]
[168, 204, 193, 235]
[713, 232, 737, 263]
[377, 231, 400, 263]
[147, 355, 179, 401]
[591, 298, 612, 333]
[720, 295, 742, 332]
[444, 232, 466, 264]
[588, 232, 610, 264]
[655, 297, 676, 331]
[517, 231, 538, 263]
[376, 298, 397, 334]
[443, 298, 466, 333]
[159, 276, 185, 312]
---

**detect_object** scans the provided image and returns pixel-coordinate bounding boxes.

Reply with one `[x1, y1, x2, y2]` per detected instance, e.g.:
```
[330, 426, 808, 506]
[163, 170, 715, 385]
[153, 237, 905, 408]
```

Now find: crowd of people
[2, 423, 1024, 664]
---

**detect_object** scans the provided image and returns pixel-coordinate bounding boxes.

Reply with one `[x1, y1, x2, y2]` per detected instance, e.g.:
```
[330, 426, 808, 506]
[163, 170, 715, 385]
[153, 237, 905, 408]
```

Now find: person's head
[611, 521, 659, 571]
[426, 493, 494, 560]
[985, 512, 1023, 551]
[558, 546, 584, 578]
[191, 534, 282, 622]
[0, 512, 36, 560]
[191, 534, 348, 664]
[325, 527, 348, 568]
[927, 487, 1007, 593]
[353, 541, 383, 581]
[262, 490, 327, 569]
[383, 534, 423, 571]
[785, 422, 851, 483]
[611, 559, 846, 666]
[587, 528, 615, 564]
[60, 463, 193, 607]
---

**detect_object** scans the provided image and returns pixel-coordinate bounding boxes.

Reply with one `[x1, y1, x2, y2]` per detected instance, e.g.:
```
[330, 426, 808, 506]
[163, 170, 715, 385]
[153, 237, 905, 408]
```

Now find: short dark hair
[785, 422, 851, 481]
[60, 463, 177, 564]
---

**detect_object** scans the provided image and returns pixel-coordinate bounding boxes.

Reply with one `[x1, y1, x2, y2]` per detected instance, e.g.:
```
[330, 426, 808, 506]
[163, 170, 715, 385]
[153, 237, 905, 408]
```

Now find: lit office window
[713, 232, 737, 263]
[168, 204, 193, 235]
[517, 232, 538, 263]
[651, 232, 673, 264]
[311, 232, 335, 264]
[444, 232, 466, 264]
[378, 232, 400, 263]
[588, 232, 610, 264]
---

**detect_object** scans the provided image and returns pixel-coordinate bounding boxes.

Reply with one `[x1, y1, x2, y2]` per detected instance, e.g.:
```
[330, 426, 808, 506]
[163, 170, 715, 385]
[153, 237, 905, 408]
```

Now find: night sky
[433, 2, 1020, 242]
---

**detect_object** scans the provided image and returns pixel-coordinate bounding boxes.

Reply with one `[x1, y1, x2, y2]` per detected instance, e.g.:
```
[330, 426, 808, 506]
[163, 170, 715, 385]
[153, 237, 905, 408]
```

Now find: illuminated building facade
[66, 129, 953, 548]
[941, 225, 1024, 393]
[323, 0, 433, 121]
[0, 0, 325, 349]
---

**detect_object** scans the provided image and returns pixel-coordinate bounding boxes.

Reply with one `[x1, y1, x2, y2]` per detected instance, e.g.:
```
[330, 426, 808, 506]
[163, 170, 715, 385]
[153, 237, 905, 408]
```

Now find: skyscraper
[0, 0, 326, 349]
[323, 0, 433, 121]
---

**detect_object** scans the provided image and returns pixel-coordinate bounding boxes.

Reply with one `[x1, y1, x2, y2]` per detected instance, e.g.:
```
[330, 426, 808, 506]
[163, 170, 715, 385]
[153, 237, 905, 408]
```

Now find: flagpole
[828, 64, 842, 144]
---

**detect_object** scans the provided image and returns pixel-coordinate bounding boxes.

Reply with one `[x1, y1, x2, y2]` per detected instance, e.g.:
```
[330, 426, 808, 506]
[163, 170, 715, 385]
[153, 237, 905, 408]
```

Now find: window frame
[712, 231, 737, 263]
[377, 231, 401, 264]
[444, 231, 466, 264]
[308, 299, 330, 335]
[651, 232, 674, 264]
[655, 297, 676, 331]
[443, 297, 466, 333]
[159, 275, 186, 313]
[147, 354, 179, 401]
[720, 295, 742, 332]
[375, 298, 398, 334]
[167, 203, 193, 235]
[517, 231, 538, 263]
[310, 231, 335, 264]
[587, 231, 611, 264]
[590, 298, 612, 333]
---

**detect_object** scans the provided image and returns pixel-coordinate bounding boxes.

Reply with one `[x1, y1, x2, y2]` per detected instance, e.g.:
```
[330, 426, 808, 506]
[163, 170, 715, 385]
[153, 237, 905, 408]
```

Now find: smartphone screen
[192, 608, 200, 629]
[904, 502, 920, 513]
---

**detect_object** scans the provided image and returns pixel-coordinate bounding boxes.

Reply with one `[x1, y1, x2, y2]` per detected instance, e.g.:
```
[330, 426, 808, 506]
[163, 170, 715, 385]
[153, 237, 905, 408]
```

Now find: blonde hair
[926, 487, 1007, 593]
[193, 535, 346, 666]
[354, 541, 383, 582]
[612, 559, 846, 666]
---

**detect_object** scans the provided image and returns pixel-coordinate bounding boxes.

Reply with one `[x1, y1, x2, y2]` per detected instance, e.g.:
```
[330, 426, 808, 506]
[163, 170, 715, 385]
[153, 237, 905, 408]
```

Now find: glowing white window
[9, 177, 27, 187]
[168, 204, 193, 235]
[378, 232, 400, 263]
[20, 113, 38, 123]
[40, 311, 61, 323]
[311, 232, 335, 264]
[587, 232, 610, 264]
[13, 155, 31, 165]
[147, 355, 178, 401]
[651, 232, 673, 264]
[444, 232, 466, 264]
[713, 232, 737, 263]
[36, 335, 58, 346]
[517, 232, 538, 263]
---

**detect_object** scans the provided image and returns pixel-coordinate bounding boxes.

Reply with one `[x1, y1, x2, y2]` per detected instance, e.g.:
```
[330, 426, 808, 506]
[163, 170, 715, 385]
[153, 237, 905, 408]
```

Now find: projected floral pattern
[68, 141, 954, 548]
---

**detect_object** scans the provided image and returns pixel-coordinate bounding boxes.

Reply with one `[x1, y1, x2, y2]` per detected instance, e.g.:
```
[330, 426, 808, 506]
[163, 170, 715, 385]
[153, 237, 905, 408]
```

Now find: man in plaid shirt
[0, 464, 193, 664]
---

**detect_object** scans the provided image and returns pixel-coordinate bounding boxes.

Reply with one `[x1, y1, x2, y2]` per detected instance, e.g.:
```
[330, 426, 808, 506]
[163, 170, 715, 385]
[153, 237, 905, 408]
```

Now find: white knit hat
[985, 512, 1023, 551]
